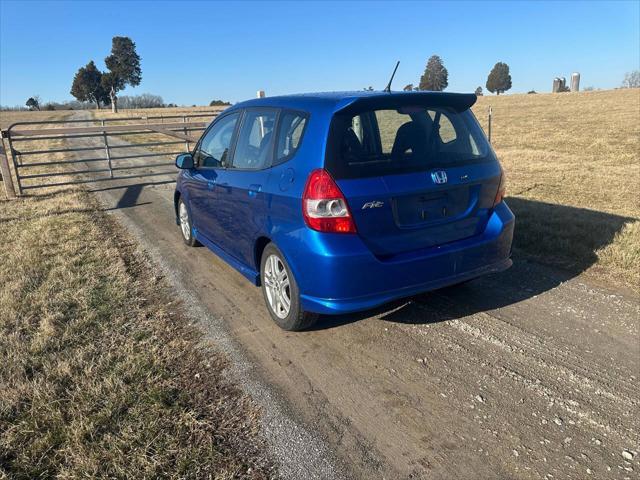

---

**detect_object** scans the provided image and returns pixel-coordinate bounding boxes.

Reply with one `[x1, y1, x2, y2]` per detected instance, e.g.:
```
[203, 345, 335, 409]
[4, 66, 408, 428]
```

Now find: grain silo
[571, 72, 580, 92]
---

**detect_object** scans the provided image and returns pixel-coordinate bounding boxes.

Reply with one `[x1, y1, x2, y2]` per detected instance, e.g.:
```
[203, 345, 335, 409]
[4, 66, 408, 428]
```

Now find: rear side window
[233, 109, 277, 170]
[327, 106, 490, 179]
[274, 112, 307, 165]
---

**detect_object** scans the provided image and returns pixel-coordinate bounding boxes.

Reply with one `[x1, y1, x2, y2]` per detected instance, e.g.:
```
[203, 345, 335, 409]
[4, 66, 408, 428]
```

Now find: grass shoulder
[0, 186, 275, 478]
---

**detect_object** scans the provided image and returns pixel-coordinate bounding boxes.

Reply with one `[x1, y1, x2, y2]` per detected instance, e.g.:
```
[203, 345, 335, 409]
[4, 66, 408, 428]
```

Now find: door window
[232, 109, 278, 170]
[195, 112, 240, 168]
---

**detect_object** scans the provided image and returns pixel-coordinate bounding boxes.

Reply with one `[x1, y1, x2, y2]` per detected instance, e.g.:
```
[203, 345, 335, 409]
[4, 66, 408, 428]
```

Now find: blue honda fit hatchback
[174, 91, 514, 330]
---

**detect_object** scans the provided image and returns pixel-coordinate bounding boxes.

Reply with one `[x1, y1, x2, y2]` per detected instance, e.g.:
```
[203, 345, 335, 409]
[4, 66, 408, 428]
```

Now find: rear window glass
[326, 106, 490, 179]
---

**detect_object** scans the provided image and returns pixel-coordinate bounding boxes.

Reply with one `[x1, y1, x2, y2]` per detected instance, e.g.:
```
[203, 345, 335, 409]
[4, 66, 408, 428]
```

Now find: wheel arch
[173, 190, 182, 223]
[254, 236, 272, 285]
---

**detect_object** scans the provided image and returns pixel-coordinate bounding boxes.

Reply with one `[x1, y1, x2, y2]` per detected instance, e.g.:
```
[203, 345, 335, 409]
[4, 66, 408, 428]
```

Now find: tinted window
[233, 109, 277, 170]
[327, 106, 491, 179]
[195, 112, 240, 168]
[432, 111, 457, 144]
[275, 112, 307, 164]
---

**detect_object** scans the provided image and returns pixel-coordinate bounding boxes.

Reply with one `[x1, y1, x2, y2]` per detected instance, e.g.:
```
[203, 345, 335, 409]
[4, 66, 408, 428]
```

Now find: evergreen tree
[102, 36, 142, 112]
[70, 61, 108, 109]
[486, 62, 512, 95]
[419, 55, 448, 91]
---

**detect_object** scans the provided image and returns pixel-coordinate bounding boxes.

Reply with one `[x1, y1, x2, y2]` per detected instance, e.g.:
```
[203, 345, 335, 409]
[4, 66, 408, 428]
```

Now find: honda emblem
[431, 170, 448, 184]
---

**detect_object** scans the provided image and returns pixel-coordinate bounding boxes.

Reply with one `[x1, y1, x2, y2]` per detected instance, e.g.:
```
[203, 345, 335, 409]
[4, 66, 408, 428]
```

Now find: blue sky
[1, 1, 638, 106]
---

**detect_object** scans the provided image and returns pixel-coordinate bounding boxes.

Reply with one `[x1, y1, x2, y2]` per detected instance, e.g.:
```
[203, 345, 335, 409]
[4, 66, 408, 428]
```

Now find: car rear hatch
[325, 92, 502, 257]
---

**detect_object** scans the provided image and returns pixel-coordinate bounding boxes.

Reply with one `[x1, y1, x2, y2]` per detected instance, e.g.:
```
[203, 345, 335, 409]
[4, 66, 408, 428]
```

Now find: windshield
[325, 106, 493, 179]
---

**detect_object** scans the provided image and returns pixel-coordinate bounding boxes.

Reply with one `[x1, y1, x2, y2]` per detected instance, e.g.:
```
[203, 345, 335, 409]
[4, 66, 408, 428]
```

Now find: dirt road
[65, 111, 639, 479]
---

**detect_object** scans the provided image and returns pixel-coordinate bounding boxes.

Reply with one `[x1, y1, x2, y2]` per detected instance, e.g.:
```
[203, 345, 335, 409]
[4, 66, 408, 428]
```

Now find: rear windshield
[325, 106, 492, 179]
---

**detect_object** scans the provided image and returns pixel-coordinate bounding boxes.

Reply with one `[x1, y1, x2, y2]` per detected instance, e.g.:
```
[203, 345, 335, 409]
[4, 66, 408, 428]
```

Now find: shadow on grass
[507, 197, 636, 274]
[312, 198, 635, 330]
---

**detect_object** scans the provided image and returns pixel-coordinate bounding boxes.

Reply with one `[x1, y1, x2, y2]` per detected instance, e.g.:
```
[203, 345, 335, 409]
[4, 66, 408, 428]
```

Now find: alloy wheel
[263, 254, 291, 319]
[179, 202, 191, 241]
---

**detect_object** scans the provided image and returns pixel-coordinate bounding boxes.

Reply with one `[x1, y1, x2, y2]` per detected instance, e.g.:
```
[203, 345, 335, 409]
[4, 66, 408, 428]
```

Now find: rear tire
[260, 244, 318, 331]
[178, 198, 199, 247]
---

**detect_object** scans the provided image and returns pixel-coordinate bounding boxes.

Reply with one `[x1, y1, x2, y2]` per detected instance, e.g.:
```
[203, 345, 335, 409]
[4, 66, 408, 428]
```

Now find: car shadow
[112, 184, 148, 210]
[88, 179, 176, 195]
[309, 198, 636, 331]
[89, 180, 176, 211]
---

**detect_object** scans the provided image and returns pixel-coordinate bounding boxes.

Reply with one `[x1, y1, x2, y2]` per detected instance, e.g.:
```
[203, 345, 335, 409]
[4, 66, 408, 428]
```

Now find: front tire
[260, 244, 318, 331]
[178, 198, 199, 247]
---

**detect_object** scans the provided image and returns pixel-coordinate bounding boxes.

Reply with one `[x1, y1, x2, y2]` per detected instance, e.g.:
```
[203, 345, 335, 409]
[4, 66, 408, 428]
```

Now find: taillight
[302, 169, 356, 234]
[493, 170, 507, 207]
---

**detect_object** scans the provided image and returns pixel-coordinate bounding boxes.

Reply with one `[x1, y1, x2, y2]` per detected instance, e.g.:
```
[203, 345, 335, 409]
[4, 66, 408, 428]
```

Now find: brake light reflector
[302, 169, 356, 233]
[493, 170, 507, 206]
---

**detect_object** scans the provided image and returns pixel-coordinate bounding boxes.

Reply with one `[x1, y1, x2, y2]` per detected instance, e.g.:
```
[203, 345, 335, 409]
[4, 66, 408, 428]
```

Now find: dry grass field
[91, 105, 226, 119]
[0, 111, 274, 478]
[472, 89, 640, 290]
[0, 110, 73, 125]
[90, 106, 224, 155]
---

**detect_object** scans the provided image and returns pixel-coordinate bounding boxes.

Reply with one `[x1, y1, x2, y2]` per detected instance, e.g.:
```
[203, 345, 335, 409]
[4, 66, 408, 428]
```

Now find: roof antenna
[383, 61, 400, 93]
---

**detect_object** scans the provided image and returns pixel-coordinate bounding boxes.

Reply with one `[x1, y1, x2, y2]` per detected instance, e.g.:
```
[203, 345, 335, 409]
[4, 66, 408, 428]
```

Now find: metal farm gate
[0, 112, 220, 198]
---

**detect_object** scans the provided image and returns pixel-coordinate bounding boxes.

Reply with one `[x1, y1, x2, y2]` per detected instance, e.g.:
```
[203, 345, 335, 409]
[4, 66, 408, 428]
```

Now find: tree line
[16, 94, 231, 112]
[404, 56, 639, 94]
[15, 95, 175, 112]
[402, 55, 512, 95]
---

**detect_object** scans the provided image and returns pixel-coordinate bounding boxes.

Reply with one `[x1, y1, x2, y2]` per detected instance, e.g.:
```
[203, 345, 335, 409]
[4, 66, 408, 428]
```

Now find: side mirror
[175, 153, 194, 169]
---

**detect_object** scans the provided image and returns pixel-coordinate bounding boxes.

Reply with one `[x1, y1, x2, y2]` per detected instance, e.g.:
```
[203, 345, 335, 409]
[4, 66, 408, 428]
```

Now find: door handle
[207, 179, 216, 190]
[248, 184, 262, 198]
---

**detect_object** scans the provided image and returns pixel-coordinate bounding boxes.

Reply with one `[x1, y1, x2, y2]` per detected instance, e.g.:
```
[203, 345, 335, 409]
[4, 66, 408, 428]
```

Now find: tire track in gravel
[424, 294, 637, 408]
[394, 286, 639, 479]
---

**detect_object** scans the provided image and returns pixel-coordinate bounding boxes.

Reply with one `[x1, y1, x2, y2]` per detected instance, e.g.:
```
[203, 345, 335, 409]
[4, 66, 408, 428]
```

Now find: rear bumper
[301, 257, 512, 314]
[284, 202, 514, 315]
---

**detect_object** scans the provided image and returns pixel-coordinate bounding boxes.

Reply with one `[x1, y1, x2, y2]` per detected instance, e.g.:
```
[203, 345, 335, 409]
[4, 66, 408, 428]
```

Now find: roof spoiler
[334, 92, 477, 115]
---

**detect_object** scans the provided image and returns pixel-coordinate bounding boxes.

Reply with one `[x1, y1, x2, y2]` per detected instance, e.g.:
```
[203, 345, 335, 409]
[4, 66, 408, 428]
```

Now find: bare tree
[117, 93, 164, 109]
[622, 71, 640, 88]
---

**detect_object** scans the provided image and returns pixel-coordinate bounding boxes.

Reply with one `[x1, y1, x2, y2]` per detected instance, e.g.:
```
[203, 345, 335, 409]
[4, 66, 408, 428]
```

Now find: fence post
[102, 119, 113, 178]
[183, 116, 190, 152]
[3, 132, 22, 195]
[488, 106, 492, 143]
[256, 91, 266, 137]
[0, 139, 17, 199]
